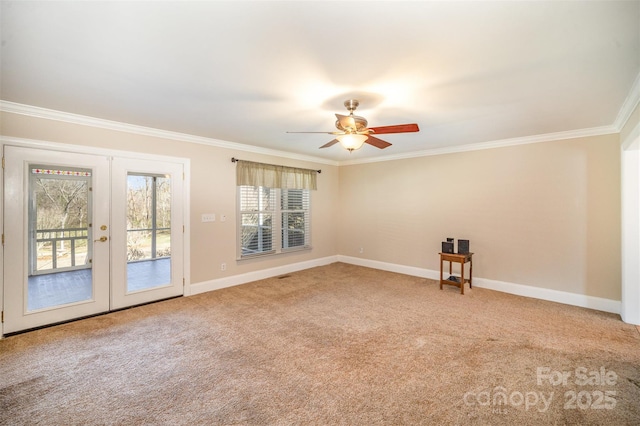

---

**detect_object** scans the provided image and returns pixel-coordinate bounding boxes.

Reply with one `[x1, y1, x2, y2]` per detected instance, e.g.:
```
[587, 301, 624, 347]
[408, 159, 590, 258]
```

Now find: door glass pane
[126, 174, 171, 291]
[28, 166, 93, 311]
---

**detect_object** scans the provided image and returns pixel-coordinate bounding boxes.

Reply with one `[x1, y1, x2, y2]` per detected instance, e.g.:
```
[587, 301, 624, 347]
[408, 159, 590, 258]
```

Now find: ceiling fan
[287, 99, 419, 152]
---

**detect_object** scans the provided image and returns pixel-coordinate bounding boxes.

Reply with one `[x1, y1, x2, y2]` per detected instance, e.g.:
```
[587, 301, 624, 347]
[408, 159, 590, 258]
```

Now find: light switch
[201, 213, 215, 222]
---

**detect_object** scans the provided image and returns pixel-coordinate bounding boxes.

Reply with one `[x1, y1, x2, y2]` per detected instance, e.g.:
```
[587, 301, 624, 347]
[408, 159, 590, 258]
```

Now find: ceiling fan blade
[365, 135, 392, 149]
[368, 123, 419, 134]
[319, 139, 340, 149]
[335, 114, 357, 131]
[287, 131, 341, 134]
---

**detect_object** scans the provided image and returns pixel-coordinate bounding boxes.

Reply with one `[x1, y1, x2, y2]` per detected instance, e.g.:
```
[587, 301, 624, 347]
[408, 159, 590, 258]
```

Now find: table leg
[460, 260, 465, 295]
[439, 257, 443, 290]
[469, 258, 473, 289]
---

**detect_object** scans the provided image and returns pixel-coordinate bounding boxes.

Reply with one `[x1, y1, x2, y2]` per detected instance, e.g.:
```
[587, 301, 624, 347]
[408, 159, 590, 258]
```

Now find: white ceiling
[1, 1, 639, 163]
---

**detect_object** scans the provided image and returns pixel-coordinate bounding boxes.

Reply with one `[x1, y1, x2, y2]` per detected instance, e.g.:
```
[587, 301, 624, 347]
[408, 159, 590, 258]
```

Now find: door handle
[94, 236, 108, 242]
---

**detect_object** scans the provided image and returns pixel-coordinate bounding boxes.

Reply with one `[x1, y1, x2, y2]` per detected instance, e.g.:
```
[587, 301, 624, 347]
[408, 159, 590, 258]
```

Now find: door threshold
[3, 295, 183, 338]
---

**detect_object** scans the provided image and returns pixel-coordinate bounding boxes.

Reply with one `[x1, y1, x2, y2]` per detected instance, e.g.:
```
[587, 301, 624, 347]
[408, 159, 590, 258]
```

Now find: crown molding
[0, 101, 339, 167]
[614, 71, 640, 132]
[340, 70, 639, 166]
[338, 125, 619, 166]
[1, 96, 631, 169]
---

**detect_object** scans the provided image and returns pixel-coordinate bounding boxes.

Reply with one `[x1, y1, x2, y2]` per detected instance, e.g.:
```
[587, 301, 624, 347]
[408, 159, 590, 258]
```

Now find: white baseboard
[337, 255, 621, 315]
[189, 255, 339, 295]
[188, 255, 620, 315]
[336, 255, 441, 280]
[472, 276, 621, 315]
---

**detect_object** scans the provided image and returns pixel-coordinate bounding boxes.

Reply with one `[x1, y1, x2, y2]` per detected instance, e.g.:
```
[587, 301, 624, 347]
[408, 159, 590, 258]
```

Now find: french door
[3, 146, 185, 334]
[110, 157, 184, 309]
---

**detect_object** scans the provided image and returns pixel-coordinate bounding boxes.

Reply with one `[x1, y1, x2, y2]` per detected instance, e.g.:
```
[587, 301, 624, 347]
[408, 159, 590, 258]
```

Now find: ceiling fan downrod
[344, 99, 359, 115]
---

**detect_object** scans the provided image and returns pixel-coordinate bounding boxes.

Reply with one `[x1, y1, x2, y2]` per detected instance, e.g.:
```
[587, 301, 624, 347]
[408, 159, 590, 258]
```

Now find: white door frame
[1, 136, 191, 337]
[621, 124, 640, 325]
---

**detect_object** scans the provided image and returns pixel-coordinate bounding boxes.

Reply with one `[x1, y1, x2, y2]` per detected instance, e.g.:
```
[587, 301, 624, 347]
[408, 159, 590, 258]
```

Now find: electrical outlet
[221, 263, 226, 271]
[201, 213, 215, 222]
[359, 247, 364, 254]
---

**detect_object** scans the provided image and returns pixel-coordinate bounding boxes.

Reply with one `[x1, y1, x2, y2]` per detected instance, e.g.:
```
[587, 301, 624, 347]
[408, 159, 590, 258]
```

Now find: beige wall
[338, 134, 621, 300]
[0, 112, 340, 285]
[0, 111, 623, 301]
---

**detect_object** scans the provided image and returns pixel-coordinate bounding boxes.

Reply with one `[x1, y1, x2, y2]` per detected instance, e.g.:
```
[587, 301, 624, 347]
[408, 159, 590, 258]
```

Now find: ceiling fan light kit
[336, 133, 368, 152]
[287, 99, 420, 153]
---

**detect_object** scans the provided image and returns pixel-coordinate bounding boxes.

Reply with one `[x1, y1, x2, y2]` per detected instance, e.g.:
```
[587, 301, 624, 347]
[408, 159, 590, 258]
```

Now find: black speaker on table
[442, 241, 454, 254]
[458, 239, 470, 254]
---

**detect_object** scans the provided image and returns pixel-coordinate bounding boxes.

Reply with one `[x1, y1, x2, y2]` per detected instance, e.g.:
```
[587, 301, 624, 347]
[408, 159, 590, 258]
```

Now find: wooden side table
[439, 252, 474, 294]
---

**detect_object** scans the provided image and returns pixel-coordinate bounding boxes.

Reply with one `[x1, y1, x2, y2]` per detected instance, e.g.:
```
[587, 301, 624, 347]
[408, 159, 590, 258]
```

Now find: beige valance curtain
[235, 160, 318, 190]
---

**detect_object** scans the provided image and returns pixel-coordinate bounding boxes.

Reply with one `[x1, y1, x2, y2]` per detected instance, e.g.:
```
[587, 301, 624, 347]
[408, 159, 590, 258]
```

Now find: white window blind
[238, 186, 311, 258]
[281, 189, 310, 250]
[239, 186, 276, 256]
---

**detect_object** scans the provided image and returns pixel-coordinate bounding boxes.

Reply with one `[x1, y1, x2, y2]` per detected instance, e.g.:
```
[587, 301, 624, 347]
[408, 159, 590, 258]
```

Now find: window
[235, 159, 316, 259]
[281, 188, 310, 250]
[238, 186, 310, 258]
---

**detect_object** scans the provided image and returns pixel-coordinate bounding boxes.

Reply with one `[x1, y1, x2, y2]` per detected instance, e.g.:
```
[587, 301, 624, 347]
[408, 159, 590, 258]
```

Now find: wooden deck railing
[35, 227, 89, 271]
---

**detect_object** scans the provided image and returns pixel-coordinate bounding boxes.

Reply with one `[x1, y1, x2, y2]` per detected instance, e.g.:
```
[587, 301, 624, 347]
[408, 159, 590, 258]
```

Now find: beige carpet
[1, 263, 639, 425]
